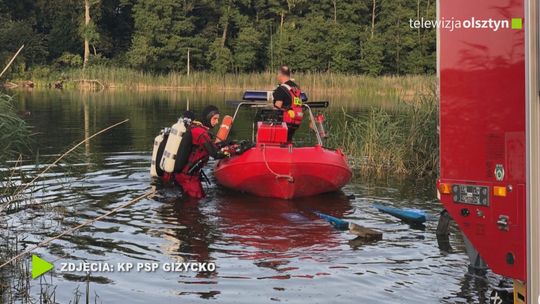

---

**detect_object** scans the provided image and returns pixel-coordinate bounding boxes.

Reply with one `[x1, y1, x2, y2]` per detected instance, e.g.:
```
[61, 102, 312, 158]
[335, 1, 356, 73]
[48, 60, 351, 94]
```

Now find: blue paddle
[373, 204, 428, 224]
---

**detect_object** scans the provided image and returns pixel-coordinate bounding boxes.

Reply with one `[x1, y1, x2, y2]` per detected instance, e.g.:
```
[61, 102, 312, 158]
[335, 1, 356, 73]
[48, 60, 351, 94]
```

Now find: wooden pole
[187, 48, 190, 76]
[270, 26, 273, 71]
[0, 45, 24, 79]
[83, 0, 90, 69]
[371, 0, 376, 39]
[333, 0, 337, 24]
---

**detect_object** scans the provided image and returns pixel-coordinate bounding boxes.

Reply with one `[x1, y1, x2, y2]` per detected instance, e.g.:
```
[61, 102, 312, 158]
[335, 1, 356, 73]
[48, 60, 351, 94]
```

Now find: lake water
[1, 89, 501, 303]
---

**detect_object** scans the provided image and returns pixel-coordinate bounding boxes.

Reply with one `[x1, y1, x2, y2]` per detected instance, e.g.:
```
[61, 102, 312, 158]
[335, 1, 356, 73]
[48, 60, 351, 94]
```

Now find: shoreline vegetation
[4, 66, 435, 98]
[2, 69, 438, 177]
[327, 82, 438, 177]
[0, 77, 438, 301]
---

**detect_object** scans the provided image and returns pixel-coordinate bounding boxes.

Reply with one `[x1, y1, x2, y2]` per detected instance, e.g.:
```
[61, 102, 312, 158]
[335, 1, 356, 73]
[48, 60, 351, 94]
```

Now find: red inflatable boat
[214, 100, 352, 199]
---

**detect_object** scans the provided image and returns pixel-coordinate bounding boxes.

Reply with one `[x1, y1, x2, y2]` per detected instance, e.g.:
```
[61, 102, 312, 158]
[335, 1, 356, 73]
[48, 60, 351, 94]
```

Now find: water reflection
[215, 191, 351, 261]
[157, 188, 352, 267]
[0, 89, 503, 303]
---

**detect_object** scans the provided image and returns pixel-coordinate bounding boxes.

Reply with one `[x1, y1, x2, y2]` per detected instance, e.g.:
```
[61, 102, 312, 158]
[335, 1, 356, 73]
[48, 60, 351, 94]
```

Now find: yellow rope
[261, 144, 294, 182]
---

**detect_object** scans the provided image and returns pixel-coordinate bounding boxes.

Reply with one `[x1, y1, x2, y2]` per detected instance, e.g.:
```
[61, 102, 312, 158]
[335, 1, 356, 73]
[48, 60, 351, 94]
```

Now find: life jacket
[182, 122, 211, 175]
[280, 83, 303, 126]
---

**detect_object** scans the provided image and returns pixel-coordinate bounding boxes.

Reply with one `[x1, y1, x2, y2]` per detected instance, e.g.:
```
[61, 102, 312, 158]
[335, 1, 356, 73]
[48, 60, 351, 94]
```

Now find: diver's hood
[200, 105, 220, 128]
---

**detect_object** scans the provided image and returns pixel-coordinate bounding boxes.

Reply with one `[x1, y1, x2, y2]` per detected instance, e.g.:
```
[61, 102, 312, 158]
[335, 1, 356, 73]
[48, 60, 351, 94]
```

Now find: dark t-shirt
[272, 80, 299, 108]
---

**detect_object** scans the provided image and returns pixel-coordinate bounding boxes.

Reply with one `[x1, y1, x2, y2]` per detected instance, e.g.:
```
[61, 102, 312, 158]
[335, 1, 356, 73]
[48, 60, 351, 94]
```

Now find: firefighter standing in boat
[272, 65, 303, 142]
[161, 106, 233, 199]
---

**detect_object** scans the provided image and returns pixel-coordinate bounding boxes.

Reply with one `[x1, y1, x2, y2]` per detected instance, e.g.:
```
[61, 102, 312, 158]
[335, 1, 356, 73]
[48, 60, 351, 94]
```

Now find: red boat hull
[214, 144, 352, 199]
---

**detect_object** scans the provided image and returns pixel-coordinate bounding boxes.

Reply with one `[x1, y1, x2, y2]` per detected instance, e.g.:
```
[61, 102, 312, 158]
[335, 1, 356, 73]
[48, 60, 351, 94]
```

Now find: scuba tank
[215, 115, 233, 143]
[160, 117, 191, 173]
[150, 128, 170, 177]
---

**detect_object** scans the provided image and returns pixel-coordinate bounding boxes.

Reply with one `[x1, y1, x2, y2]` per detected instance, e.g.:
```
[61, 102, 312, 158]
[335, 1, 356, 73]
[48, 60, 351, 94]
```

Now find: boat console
[228, 91, 329, 146]
[256, 122, 288, 145]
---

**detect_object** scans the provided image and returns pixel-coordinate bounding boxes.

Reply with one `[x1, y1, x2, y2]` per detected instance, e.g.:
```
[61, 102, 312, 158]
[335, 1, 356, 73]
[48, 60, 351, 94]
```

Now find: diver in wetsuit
[164, 106, 232, 199]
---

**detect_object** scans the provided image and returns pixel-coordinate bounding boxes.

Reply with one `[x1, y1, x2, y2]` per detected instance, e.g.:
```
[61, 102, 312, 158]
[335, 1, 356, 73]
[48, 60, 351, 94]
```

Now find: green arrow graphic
[32, 255, 53, 279]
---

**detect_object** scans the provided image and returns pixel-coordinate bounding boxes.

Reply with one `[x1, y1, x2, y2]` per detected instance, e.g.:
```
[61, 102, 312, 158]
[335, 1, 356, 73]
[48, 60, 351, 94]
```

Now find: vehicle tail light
[439, 183, 452, 194]
[493, 186, 507, 197]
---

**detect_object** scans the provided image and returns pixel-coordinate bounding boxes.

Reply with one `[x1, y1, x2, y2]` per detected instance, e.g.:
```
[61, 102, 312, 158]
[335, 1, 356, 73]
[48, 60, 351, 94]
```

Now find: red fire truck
[437, 0, 538, 303]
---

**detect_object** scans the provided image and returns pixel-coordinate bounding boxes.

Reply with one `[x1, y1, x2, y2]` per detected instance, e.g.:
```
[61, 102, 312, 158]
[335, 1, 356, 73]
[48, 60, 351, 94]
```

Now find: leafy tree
[269, 22, 293, 68]
[331, 24, 362, 73]
[292, 15, 334, 71]
[95, 0, 135, 59]
[233, 27, 263, 72]
[81, 0, 101, 68]
[208, 39, 232, 73]
[34, 0, 82, 61]
[55, 52, 83, 67]
[128, 0, 196, 72]
[0, 20, 47, 72]
[360, 36, 384, 76]
[0, 0, 437, 76]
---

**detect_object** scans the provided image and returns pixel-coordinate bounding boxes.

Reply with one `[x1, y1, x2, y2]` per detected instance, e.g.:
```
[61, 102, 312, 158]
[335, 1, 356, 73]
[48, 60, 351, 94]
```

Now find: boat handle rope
[261, 144, 294, 183]
[0, 189, 155, 270]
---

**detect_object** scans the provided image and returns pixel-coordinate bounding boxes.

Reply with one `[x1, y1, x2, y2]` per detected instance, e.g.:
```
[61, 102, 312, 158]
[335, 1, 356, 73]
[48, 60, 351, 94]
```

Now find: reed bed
[327, 80, 439, 177]
[0, 95, 31, 163]
[14, 66, 434, 99]
[0, 94, 32, 206]
[0, 94, 107, 303]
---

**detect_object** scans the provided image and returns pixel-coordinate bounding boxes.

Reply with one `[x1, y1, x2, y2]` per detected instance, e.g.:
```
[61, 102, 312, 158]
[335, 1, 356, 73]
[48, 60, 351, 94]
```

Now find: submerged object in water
[313, 211, 383, 240]
[373, 204, 427, 224]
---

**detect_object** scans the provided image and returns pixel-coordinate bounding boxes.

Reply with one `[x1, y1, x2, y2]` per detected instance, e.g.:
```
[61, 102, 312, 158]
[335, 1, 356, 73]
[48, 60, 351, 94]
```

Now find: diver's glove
[218, 146, 232, 158]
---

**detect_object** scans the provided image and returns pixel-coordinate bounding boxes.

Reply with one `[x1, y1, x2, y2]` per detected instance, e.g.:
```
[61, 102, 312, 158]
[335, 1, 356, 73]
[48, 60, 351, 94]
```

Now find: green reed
[0, 95, 97, 303]
[0, 94, 31, 163]
[327, 80, 439, 177]
[13, 66, 434, 100]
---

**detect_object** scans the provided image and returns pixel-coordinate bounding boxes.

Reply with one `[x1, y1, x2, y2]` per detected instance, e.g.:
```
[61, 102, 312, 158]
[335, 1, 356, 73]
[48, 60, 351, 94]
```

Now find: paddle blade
[373, 204, 427, 224]
[314, 211, 349, 230]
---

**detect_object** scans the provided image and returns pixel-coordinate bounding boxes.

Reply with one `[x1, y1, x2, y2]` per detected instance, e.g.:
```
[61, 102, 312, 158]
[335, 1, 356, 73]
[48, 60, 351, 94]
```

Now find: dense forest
[0, 0, 436, 76]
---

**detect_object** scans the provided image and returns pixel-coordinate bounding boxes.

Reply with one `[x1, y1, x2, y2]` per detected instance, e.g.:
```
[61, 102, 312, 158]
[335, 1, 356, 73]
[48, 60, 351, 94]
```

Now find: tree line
[0, 0, 436, 76]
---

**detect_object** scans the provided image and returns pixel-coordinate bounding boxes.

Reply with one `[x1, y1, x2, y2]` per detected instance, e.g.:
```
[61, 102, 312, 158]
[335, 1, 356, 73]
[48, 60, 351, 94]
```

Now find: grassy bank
[327, 81, 439, 177]
[8, 66, 435, 99]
